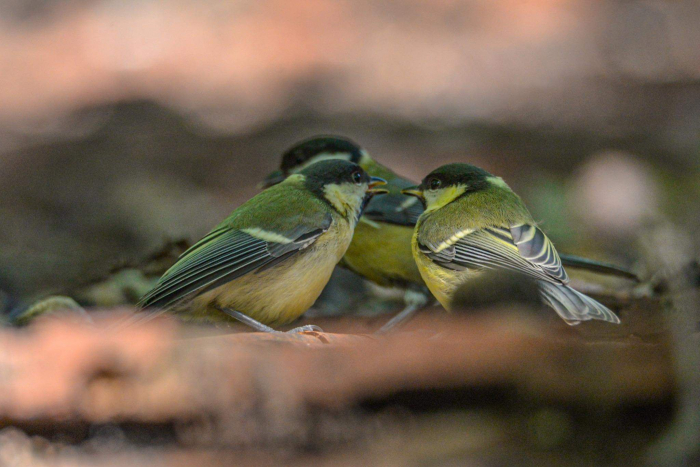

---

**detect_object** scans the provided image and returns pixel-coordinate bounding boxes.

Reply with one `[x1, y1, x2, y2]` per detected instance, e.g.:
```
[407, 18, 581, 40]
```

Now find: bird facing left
[138, 159, 388, 332]
[402, 163, 620, 326]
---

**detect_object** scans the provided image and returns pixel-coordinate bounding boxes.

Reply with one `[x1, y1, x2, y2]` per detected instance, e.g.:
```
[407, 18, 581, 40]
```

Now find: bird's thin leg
[217, 307, 277, 332]
[216, 307, 323, 334]
[376, 289, 430, 334]
[376, 304, 419, 334]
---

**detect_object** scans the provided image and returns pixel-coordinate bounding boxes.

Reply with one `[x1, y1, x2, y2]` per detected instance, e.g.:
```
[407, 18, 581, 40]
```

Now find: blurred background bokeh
[0, 0, 699, 307]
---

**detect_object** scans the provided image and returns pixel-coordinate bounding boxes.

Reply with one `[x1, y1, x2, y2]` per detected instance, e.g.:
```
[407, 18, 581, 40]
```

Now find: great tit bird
[139, 160, 387, 332]
[402, 163, 620, 325]
[262, 136, 430, 331]
[262, 137, 633, 330]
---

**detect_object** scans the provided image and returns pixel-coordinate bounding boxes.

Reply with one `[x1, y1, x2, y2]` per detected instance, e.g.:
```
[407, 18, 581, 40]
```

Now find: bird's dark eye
[429, 178, 442, 191]
[351, 170, 363, 185]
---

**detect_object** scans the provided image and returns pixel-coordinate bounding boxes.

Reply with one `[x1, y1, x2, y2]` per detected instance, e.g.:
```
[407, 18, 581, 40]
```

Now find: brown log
[0, 311, 675, 425]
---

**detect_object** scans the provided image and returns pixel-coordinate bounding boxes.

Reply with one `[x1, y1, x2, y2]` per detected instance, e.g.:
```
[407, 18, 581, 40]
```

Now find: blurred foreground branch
[0, 311, 678, 465]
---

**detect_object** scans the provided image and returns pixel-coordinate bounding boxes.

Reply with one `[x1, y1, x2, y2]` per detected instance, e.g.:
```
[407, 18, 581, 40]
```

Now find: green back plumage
[418, 184, 532, 243]
[222, 177, 332, 232]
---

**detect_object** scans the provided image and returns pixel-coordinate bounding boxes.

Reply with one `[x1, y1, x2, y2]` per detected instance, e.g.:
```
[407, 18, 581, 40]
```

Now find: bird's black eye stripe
[351, 170, 363, 184]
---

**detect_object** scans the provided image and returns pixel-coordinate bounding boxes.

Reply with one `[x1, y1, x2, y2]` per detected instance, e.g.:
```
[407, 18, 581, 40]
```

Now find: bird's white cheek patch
[241, 228, 293, 244]
[487, 176, 511, 190]
[424, 185, 467, 213]
[324, 183, 364, 218]
[285, 174, 306, 184]
[323, 184, 349, 214]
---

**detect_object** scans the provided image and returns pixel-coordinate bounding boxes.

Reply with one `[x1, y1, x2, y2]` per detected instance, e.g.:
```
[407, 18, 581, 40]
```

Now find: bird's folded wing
[138, 215, 332, 310]
[418, 224, 569, 285]
[362, 178, 423, 226]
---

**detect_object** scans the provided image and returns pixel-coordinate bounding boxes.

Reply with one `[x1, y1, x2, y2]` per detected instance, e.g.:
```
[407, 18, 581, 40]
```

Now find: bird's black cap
[299, 159, 369, 186]
[299, 160, 387, 215]
[421, 163, 493, 189]
[419, 163, 493, 191]
[280, 136, 364, 174]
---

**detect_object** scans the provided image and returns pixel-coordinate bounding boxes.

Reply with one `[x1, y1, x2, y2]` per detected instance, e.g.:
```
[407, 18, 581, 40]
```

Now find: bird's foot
[216, 307, 324, 334]
[285, 324, 324, 334]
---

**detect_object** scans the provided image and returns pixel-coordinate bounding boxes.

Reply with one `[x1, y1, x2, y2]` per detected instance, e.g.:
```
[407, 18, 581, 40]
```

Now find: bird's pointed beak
[367, 176, 389, 194]
[401, 185, 424, 198]
[258, 170, 286, 189]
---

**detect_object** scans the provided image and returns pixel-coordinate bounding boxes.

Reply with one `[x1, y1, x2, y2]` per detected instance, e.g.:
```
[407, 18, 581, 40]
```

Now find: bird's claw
[285, 324, 324, 334]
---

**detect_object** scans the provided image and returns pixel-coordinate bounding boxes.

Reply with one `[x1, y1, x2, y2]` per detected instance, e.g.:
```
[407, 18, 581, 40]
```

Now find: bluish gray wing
[419, 226, 568, 285]
[419, 225, 619, 324]
[138, 217, 331, 310]
[510, 224, 568, 282]
[538, 281, 620, 324]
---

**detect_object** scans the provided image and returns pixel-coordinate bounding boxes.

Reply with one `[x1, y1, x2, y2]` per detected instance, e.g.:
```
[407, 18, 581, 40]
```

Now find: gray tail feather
[537, 281, 621, 325]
